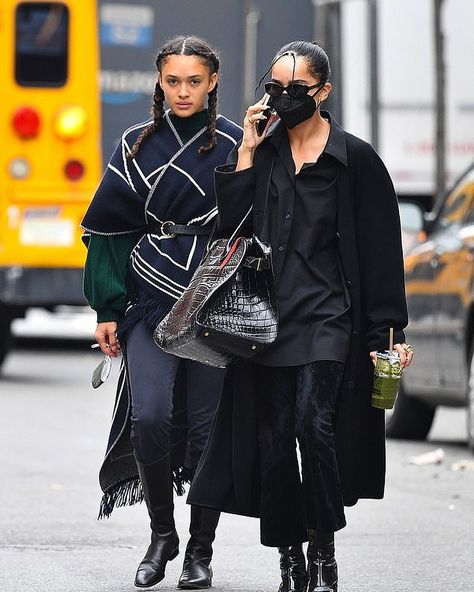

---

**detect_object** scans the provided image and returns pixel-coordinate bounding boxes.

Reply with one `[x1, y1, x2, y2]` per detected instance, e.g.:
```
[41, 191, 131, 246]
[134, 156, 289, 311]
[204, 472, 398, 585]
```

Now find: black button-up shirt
[254, 118, 352, 367]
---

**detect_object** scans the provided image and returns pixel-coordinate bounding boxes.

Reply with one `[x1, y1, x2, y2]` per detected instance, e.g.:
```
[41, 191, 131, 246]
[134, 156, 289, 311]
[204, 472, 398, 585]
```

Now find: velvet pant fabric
[126, 320, 225, 467]
[255, 361, 346, 547]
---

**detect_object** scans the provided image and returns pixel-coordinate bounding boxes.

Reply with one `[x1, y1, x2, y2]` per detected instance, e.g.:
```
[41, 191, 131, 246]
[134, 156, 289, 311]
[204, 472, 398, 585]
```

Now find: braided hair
[127, 36, 220, 159]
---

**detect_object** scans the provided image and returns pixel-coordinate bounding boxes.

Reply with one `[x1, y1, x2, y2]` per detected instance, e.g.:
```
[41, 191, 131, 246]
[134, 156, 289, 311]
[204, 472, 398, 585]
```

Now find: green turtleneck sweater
[83, 110, 209, 323]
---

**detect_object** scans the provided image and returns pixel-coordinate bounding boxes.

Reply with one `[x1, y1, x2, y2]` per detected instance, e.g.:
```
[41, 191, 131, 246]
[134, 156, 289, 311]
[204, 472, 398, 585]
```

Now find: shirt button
[278, 245, 285, 252]
[285, 213, 291, 220]
[346, 279, 352, 287]
[336, 232, 341, 239]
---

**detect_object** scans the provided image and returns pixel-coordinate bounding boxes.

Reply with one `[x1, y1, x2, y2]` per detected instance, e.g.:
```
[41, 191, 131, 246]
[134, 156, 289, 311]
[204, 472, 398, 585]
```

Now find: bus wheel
[386, 381, 436, 440]
[0, 314, 13, 371]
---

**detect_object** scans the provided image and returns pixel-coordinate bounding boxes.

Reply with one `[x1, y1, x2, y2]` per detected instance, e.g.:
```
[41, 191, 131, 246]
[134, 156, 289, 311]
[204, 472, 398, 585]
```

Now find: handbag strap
[223, 157, 275, 251]
[202, 203, 253, 262]
[243, 255, 271, 270]
[226, 205, 253, 251]
[205, 156, 275, 258]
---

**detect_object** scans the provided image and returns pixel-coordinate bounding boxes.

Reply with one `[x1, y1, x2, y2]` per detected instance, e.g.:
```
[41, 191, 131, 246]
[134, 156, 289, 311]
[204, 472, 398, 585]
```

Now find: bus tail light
[54, 106, 88, 140]
[12, 107, 41, 138]
[65, 160, 85, 181]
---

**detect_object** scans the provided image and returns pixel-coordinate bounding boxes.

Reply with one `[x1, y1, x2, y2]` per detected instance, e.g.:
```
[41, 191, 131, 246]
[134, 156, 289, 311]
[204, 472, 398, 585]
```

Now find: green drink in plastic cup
[371, 350, 402, 410]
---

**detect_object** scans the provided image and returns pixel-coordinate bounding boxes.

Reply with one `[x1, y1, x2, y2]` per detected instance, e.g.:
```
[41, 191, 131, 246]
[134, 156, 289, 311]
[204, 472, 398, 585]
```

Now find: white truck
[340, 0, 474, 203]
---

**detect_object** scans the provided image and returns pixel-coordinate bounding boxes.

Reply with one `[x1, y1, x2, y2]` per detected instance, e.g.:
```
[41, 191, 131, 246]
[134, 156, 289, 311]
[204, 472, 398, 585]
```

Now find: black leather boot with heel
[177, 505, 220, 589]
[307, 530, 337, 592]
[278, 544, 308, 592]
[134, 455, 180, 588]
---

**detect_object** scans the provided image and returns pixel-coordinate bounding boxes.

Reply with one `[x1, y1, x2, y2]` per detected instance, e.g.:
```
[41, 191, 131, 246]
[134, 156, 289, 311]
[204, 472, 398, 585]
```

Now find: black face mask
[271, 92, 319, 129]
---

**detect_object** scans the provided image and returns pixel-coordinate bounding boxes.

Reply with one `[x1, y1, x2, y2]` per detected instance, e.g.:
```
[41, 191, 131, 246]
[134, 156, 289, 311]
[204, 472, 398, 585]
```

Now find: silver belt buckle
[161, 220, 176, 238]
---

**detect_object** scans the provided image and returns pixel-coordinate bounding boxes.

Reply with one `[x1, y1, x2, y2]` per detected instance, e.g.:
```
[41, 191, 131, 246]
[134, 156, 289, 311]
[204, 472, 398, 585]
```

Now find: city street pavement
[1, 342, 473, 592]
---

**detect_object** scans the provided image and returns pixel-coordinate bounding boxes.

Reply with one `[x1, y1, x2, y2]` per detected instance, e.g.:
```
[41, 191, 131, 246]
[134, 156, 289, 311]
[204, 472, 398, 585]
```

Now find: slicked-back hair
[256, 40, 331, 96]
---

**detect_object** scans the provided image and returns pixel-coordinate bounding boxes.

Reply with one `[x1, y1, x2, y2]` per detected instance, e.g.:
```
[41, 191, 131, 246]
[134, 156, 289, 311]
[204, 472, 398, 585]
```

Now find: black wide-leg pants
[126, 320, 225, 468]
[255, 360, 346, 547]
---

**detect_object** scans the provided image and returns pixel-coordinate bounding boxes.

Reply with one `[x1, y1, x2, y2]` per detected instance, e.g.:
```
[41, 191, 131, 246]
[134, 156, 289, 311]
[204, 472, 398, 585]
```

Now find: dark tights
[256, 361, 346, 546]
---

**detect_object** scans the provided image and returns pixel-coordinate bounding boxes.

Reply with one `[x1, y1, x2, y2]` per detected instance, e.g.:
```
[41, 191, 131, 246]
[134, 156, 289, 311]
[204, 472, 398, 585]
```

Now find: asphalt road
[1, 341, 473, 592]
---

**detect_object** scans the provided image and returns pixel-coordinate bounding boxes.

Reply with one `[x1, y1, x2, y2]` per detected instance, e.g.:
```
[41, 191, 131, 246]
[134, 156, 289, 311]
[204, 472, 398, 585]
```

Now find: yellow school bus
[0, 0, 101, 364]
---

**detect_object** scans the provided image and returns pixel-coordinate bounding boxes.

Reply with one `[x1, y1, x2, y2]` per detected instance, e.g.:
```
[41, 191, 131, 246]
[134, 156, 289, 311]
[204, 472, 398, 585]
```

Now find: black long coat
[187, 114, 408, 540]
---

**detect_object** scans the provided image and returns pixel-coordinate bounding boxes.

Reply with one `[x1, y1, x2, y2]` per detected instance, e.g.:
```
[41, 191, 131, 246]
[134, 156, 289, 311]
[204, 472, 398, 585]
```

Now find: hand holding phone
[239, 95, 276, 162]
[256, 94, 275, 136]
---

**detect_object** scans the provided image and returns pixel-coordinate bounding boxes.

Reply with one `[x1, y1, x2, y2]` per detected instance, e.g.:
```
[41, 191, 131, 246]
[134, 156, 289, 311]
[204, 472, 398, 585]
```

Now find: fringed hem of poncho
[117, 289, 176, 340]
[98, 466, 195, 520]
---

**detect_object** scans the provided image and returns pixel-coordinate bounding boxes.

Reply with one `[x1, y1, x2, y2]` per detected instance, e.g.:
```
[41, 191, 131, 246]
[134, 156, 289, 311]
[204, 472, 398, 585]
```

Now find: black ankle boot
[134, 456, 179, 588]
[177, 505, 220, 589]
[307, 531, 337, 592]
[278, 544, 308, 592]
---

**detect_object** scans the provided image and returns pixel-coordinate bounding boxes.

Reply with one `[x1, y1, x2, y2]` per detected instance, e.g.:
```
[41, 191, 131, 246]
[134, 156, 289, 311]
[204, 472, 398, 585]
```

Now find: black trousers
[126, 320, 225, 467]
[255, 361, 346, 546]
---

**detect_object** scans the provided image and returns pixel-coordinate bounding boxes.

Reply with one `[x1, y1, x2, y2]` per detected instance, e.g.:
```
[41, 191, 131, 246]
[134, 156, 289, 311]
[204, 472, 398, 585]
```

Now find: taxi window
[435, 174, 474, 231]
[15, 2, 69, 87]
[463, 186, 474, 226]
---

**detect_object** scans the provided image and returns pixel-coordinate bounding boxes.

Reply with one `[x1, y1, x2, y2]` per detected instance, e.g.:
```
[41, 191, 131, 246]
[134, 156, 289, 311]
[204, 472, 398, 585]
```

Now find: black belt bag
[153, 234, 278, 368]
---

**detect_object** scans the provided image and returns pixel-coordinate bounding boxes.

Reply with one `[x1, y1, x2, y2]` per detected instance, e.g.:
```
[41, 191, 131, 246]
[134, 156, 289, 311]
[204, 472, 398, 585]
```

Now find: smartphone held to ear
[256, 106, 274, 136]
[256, 94, 275, 136]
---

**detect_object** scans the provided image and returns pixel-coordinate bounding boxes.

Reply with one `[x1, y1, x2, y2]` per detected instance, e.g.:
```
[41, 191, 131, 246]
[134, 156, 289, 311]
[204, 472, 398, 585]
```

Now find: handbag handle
[205, 156, 274, 258]
[225, 205, 253, 252]
[201, 203, 254, 263]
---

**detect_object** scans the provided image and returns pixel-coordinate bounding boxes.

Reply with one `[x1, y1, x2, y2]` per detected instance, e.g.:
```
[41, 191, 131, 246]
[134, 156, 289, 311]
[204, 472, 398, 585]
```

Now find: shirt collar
[267, 110, 348, 167]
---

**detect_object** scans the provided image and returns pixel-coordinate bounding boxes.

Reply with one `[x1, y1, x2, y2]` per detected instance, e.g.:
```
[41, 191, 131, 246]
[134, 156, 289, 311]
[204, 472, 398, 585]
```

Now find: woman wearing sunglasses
[188, 41, 412, 592]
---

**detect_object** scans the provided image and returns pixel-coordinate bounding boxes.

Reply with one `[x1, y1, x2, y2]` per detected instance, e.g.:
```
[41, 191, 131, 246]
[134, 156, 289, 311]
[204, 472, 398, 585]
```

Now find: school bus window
[15, 2, 69, 87]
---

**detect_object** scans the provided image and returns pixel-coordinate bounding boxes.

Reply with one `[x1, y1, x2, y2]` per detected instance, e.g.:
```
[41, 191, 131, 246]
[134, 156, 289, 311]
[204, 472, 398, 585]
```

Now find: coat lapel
[268, 122, 294, 182]
[253, 144, 276, 237]
[336, 163, 360, 327]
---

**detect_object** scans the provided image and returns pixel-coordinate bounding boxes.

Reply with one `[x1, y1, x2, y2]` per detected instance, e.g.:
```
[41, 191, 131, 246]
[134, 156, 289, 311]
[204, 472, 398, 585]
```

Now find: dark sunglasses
[264, 80, 325, 99]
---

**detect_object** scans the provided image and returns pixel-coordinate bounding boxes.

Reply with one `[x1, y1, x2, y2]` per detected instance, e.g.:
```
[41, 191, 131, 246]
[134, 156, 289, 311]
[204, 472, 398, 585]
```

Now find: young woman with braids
[81, 36, 241, 589]
[188, 41, 413, 592]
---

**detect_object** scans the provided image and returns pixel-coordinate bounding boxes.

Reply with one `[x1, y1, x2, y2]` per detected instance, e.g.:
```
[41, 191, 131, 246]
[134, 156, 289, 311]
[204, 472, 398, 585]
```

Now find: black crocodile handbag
[153, 235, 278, 368]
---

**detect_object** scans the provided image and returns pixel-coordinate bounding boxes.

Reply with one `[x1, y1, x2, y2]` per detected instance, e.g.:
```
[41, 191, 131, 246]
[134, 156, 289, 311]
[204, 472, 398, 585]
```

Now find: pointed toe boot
[177, 506, 220, 589]
[135, 531, 179, 588]
[134, 456, 179, 588]
[278, 544, 308, 592]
